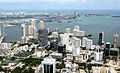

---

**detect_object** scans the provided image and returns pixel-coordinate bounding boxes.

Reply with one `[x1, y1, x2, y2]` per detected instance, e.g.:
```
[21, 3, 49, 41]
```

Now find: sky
[0, 0, 120, 10]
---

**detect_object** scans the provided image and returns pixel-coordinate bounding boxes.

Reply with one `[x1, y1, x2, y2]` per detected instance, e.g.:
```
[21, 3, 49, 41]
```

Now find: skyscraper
[114, 33, 118, 48]
[42, 56, 56, 73]
[98, 32, 104, 46]
[38, 29, 48, 47]
[104, 42, 111, 56]
[94, 46, 103, 61]
[31, 19, 35, 26]
[28, 19, 37, 38]
[39, 20, 44, 29]
[65, 28, 70, 34]
[21, 24, 26, 36]
[28, 25, 34, 36]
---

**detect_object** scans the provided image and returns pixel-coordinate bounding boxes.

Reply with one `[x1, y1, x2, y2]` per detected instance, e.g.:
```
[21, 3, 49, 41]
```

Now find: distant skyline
[0, 0, 120, 10]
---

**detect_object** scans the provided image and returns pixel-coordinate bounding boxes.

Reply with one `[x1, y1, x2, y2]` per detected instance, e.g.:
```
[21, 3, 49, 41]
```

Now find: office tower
[38, 29, 48, 47]
[49, 40, 58, 50]
[106, 42, 111, 49]
[21, 24, 26, 36]
[58, 44, 66, 56]
[94, 46, 103, 61]
[104, 42, 111, 56]
[65, 28, 70, 34]
[98, 32, 104, 46]
[110, 48, 119, 57]
[114, 33, 118, 48]
[42, 56, 56, 73]
[39, 20, 44, 29]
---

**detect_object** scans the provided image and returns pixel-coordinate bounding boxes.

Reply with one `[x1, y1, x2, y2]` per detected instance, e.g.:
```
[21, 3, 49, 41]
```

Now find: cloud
[82, 0, 86, 3]
[43, 0, 77, 3]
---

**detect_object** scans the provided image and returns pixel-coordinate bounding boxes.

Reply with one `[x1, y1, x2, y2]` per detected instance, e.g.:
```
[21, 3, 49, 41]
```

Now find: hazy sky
[0, 0, 120, 10]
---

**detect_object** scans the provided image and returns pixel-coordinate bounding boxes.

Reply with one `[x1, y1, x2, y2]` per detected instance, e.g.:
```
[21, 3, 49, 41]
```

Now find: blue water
[2, 9, 120, 46]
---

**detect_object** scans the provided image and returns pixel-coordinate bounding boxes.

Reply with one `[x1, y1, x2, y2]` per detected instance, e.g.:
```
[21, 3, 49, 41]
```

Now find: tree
[12, 67, 22, 73]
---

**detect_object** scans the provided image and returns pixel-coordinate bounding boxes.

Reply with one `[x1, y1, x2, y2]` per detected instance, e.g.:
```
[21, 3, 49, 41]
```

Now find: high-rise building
[74, 25, 79, 30]
[28, 25, 34, 37]
[55, 28, 59, 33]
[51, 32, 58, 38]
[60, 33, 69, 45]
[39, 20, 44, 29]
[0, 26, 2, 37]
[94, 46, 103, 61]
[21, 24, 26, 36]
[82, 37, 93, 49]
[86, 39, 93, 50]
[114, 33, 118, 48]
[34, 26, 37, 38]
[98, 32, 104, 46]
[42, 56, 56, 73]
[65, 28, 70, 34]
[28, 19, 37, 39]
[47, 28, 50, 34]
[71, 37, 81, 55]
[58, 44, 66, 56]
[60, 33, 71, 52]
[49, 40, 58, 50]
[104, 42, 111, 56]
[73, 29, 85, 37]
[31, 19, 35, 26]
[82, 37, 88, 47]
[38, 29, 48, 47]
[20, 36, 29, 44]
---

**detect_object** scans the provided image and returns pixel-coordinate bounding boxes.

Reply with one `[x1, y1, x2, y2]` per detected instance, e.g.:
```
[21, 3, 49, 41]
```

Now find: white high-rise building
[39, 20, 44, 29]
[94, 46, 103, 61]
[86, 39, 93, 49]
[60, 33, 69, 45]
[60, 33, 71, 51]
[42, 56, 56, 73]
[82, 37, 93, 50]
[71, 37, 81, 48]
[21, 24, 26, 36]
[82, 37, 88, 47]
[71, 37, 81, 55]
[73, 29, 85, 37]
[74, 25, 79, 30]
[65, 28, 70, 34]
